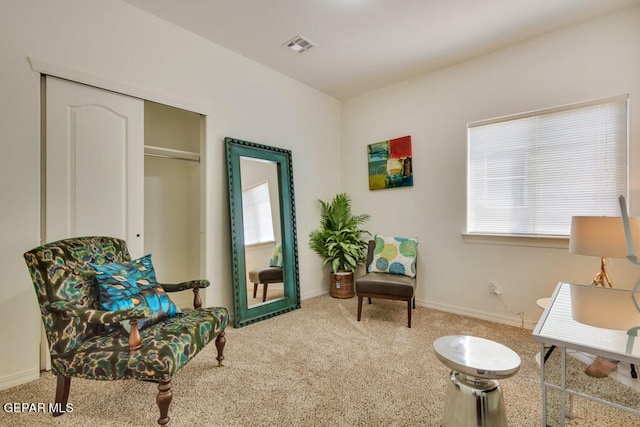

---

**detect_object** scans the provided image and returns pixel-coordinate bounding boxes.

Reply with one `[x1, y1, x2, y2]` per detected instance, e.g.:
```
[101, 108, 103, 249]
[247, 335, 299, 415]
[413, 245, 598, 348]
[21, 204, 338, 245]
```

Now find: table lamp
[619, 195, 640, 326]
[569, 216, 631, 287]
[570, 207, 640, 378]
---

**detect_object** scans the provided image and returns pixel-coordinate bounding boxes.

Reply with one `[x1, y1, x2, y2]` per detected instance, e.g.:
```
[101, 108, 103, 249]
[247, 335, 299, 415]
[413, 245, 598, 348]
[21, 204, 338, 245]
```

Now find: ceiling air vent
[283, 35, 316, 53]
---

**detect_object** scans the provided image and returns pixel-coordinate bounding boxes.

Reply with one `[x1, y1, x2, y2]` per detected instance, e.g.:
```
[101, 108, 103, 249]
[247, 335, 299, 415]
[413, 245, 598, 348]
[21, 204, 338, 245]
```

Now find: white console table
[532, 282, 640, 426]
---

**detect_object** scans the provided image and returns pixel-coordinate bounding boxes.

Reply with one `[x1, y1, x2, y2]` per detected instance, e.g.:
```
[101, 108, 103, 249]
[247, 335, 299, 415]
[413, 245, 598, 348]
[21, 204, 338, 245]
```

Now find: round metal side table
[433, 335, 521, 427]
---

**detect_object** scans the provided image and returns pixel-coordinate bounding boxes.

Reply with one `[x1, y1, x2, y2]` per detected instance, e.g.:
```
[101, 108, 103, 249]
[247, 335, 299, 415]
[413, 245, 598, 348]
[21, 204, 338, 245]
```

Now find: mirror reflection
[225, 137, 300, 328]
[240, 157, 285, 308]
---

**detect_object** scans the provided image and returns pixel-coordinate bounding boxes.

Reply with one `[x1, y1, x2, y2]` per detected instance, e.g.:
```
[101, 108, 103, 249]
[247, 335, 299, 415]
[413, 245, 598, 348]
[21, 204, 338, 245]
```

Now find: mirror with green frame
[225, 137, 301, 327]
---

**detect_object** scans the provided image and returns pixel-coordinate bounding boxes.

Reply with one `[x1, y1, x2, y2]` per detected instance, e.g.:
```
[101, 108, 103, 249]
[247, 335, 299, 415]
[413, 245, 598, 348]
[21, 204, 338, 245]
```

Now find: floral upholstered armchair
[23, 236, 229, 426]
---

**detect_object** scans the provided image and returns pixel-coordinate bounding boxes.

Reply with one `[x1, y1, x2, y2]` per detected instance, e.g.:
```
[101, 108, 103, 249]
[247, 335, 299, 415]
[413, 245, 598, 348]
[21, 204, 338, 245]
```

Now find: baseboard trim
[301, 289, 329, 301]
[0, 368, 40, 391]
[418, 299, 537, 330]
[301, 292, 536, 329]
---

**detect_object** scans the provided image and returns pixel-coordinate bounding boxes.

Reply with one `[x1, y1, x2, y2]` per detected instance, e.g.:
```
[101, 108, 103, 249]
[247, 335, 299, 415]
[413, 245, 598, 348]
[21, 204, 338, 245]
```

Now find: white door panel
[45, 76, 144, 257]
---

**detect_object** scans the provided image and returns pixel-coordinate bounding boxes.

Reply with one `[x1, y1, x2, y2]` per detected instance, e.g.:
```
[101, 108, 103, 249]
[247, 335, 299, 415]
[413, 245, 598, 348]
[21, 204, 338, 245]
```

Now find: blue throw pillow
[90, 254, 179, 330]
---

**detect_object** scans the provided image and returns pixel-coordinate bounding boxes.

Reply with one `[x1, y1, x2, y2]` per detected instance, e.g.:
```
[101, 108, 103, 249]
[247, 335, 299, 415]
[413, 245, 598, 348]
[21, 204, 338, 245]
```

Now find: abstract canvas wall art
[368, 136, 413, 190]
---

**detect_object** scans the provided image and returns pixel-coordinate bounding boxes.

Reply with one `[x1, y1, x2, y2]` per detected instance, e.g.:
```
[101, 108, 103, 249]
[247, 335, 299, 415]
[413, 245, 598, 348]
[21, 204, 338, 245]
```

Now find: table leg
[560, 347, 566, 427]
[540, 342, 547, 425]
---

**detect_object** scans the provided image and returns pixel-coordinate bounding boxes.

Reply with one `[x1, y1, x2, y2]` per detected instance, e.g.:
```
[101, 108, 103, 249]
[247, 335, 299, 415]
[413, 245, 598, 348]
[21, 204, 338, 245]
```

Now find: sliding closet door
[45, 76, 144, 258]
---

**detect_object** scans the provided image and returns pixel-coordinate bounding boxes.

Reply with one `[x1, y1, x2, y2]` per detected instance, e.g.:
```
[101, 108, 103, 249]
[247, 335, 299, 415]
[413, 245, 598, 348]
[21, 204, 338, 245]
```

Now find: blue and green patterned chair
[23, 236, 229, 425]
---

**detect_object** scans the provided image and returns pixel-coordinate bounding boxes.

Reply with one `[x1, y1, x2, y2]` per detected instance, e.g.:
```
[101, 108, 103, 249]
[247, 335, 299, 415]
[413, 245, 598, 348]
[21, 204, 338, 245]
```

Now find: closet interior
[143, 101, 204, 310]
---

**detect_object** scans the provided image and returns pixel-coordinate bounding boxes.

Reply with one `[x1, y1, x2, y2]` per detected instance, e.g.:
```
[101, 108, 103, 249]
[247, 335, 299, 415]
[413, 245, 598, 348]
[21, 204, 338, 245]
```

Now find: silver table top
[433, 335, 521, 379]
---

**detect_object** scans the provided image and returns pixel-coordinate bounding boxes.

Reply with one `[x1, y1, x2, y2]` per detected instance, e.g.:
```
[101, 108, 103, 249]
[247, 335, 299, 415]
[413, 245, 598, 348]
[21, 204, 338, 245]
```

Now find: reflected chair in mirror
[249, 267, 283, 302]
[356, 235, 418, 328]
[248, 243, 284, 302]
[23, 236, 229, 426]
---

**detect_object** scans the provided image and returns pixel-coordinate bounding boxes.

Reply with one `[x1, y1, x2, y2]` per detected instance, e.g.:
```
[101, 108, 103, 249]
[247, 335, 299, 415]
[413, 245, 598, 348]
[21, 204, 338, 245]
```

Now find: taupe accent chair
[249, 267, 283, 302]
[356, 240, 417, 327]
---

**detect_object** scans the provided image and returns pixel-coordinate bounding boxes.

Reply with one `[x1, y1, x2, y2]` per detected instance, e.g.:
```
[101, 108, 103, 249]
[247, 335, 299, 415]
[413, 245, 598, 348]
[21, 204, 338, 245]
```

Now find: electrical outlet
[489, 281, 501, 295]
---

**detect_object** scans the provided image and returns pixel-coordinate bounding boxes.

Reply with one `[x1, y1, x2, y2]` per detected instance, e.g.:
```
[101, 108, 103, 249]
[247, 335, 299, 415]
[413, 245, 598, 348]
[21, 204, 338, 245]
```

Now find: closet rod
[144, 152, 200, 163]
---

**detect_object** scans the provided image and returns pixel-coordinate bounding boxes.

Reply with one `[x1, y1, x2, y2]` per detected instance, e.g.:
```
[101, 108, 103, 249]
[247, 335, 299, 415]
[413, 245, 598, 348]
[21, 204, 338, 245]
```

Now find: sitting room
[1, 0, 640, 425]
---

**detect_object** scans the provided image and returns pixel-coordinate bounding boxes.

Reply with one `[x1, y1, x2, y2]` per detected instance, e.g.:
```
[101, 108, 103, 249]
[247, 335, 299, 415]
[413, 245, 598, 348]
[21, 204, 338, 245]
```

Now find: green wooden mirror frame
[225, 137, 301, 327]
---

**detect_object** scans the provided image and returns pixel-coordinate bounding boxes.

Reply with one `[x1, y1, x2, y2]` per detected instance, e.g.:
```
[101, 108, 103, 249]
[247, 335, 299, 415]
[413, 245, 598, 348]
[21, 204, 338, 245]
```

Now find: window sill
[245, 241, 276, 251]
[462, 233, 569, 249]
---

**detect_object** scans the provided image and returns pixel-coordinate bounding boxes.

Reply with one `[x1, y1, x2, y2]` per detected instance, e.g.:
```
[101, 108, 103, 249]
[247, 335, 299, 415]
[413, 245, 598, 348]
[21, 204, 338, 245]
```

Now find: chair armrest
[160, 279, 210, 293]
[160, 280, 210, 309]
[48, 301, 149, 324]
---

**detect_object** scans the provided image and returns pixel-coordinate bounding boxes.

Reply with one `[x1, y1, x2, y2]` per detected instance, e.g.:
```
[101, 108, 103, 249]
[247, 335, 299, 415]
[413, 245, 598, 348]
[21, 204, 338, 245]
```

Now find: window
[242, 181, 275, 245]
[467, 96, 627, 236]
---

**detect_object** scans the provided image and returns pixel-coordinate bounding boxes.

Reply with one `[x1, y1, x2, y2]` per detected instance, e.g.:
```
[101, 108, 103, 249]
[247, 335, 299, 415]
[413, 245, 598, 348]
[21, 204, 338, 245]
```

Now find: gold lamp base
[592, 257, 613, 287]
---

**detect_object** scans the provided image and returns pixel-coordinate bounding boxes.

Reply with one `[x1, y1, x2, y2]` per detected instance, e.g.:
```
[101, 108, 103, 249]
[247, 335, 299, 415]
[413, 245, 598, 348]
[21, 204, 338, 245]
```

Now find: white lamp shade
[569, 216, 640, 258]
[570, 283, 640, 330]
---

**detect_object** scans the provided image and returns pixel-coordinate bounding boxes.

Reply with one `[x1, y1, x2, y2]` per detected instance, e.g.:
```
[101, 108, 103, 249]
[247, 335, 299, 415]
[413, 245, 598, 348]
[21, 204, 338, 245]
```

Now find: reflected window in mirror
[242, 180, 275, 246]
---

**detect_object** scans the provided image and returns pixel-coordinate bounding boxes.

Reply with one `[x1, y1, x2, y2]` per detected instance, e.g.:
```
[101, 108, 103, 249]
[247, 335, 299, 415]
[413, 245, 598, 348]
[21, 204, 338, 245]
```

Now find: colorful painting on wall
[368, 136, 413, 190]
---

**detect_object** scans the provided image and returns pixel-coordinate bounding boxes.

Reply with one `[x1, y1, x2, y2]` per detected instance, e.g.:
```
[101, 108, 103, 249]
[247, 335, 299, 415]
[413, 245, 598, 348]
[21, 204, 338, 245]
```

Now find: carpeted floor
[1, 295, 639, 426]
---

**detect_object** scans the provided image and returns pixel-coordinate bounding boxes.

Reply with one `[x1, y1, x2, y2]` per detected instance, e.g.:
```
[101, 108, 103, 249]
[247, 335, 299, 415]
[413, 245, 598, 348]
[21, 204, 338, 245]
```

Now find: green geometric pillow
[368, 235, 418, 278]
[269, 244, 283, 268]
[91, 254, 179, 330]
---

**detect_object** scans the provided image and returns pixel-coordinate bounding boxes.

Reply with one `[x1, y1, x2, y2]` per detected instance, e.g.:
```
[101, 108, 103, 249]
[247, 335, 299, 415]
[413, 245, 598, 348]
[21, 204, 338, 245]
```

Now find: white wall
[0, 0, 340, 389]
[342, 6, 640, 328]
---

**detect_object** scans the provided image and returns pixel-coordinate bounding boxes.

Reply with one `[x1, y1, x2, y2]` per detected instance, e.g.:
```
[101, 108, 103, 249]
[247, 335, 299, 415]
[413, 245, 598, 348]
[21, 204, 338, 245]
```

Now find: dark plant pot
[330, 271, 354, 298]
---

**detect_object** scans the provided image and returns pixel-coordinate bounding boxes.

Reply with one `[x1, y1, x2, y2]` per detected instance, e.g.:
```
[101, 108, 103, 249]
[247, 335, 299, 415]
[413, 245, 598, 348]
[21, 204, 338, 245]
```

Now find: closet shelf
[144, 145, 200, 163]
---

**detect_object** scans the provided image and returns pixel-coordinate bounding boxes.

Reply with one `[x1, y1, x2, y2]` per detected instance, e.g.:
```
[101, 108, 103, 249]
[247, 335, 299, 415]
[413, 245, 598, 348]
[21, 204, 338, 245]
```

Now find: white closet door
[45, 76, 144, 258]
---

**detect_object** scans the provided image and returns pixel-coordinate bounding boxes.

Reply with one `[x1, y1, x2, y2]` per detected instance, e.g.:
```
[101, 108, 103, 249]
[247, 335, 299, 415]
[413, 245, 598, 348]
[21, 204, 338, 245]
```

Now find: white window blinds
[467, 96, 628, 236]
[242, 181, 275, 245]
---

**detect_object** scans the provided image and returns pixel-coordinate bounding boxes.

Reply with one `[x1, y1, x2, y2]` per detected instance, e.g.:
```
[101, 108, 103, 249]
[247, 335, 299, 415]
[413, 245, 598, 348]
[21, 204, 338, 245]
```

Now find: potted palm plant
[309, 193, 370, 298]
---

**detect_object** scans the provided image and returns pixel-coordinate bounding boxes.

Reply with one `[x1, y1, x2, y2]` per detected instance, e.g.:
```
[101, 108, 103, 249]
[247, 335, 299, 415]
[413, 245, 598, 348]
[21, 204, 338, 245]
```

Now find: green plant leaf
[308, 193, 370, 272]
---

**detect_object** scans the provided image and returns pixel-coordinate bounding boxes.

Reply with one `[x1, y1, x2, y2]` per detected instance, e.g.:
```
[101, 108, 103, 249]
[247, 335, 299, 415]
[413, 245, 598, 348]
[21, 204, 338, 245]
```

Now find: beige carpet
[1, 295, 639, 426]
[246, 282, 285, 307]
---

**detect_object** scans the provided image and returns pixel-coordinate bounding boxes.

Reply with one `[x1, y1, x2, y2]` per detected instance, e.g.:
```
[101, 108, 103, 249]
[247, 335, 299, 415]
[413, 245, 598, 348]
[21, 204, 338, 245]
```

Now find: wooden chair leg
[53, 376, 71, 417]
[412, 296, 416, 309]
[407, 300, 412, 328]
[253, 283, 258, 298]
[156, 380, 172, 426]
[192, 287, 202, 309]
[367, 297, 372, 304]
[357, 296, 363, 321]
[262, 282, 268, 302]
[215, 331, 226, 367]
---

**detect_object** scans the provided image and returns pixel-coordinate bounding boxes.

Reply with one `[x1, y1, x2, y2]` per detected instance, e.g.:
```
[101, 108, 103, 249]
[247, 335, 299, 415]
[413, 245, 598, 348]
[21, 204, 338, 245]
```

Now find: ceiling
[123, 0, 640, 100]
